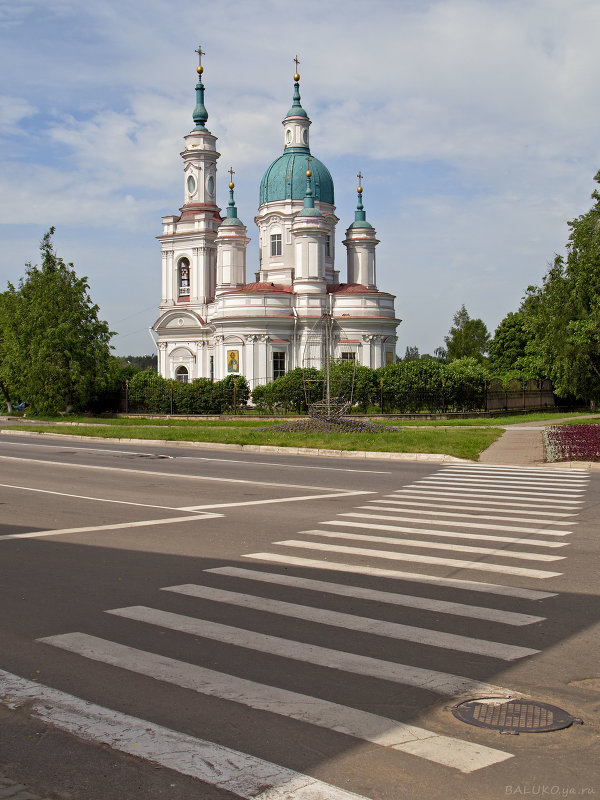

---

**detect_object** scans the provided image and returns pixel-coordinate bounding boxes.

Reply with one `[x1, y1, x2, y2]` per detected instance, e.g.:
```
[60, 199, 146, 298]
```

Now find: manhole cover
[450, 697, 576, 733]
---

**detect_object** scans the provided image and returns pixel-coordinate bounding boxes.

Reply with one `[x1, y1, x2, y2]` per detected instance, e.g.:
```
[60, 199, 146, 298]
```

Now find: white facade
[152, 63, 400, 389]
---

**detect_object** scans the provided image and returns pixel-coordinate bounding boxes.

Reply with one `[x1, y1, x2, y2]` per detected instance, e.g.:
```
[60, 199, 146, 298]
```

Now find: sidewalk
[478, 417, 600, 470]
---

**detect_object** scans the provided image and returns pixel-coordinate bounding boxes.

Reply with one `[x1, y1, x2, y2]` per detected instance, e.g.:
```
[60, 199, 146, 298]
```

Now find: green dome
[260, 151, 334, 206]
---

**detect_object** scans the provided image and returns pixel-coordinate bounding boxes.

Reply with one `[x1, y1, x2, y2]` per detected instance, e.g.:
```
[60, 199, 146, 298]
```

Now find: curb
[0, 428, 470, 464]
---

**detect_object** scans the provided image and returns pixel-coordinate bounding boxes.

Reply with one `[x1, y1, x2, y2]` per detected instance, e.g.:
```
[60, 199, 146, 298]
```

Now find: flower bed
[253, 418, 402, 434]
[544, 424, 600, 462]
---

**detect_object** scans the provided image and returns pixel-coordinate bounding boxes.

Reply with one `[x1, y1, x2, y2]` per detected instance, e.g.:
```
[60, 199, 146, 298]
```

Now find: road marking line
[391, 490, 581, 507]
[38, 633, 512, 773]
[0, 454, 358, 494]
[163, 584, 539, 660]
[106, 606, 519, 696]
[369, 500, 575, 522]
[346, 510, 571, 539]
[0, 668, 367, 800]
[384, 494, 579, 511]
[176, 455, 392, 475]
[0, 514, 222, 541]
[179, 491, 373, 511]
[205, 567, 545, 625]
[414, 478, 586, 493]
[276, 541, 562, 579]
[0, 438, 392, 474]
[242, 553, 557, 599]
[404, 484, 583, 499]
[0, 482, 187, 512]
[442, 464, 589, 478]
[314, 526, 565, 562]
[423, 471, 590, 484]
[441, 463, 587, 474]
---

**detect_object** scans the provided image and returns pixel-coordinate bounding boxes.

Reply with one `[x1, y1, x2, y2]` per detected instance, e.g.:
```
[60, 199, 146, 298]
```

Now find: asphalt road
[1, 432, 599, 800]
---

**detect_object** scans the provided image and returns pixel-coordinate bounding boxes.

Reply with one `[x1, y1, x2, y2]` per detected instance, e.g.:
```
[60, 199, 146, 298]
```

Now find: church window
[270, 234, 282, 256]
[175, 365, 189, 383]
[341, 352, 356, 361]
[178, 258, 190, 297]
[273, 351, 286, 379]
[325, 237, 331, 258]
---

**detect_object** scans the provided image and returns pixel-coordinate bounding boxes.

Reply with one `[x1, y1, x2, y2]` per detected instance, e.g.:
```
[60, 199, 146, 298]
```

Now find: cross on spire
[357, 171, 363, 189]
[306, 155, 312, 173]
[294, 54, 300, 72]
[195, 45, 205, 68]
[228, 167, 235, 184]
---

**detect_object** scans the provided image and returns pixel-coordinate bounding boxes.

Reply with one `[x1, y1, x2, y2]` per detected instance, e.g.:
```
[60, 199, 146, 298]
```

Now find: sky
[1, 0, 600, 358]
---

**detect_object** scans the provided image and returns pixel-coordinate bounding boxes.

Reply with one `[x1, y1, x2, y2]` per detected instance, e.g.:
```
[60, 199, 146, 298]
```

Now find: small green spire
[286, 57, 308, 119]
[350, 172, 373, 228]
[192, 46, 208, 130]
[221, 168, 244, 227]
[298, 156, 322, 217]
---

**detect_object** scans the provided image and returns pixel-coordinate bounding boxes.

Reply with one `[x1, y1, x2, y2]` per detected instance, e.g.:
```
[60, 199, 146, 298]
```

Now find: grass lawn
[0, 418, 504, 461]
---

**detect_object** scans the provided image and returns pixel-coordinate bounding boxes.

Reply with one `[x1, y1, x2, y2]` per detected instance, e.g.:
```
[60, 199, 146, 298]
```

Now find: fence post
[125, 380, 129, 414]
[170, 380, 174, 415]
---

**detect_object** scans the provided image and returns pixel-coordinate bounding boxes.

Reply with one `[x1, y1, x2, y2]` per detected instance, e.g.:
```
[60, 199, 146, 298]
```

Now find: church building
[152, 52, 400, 388]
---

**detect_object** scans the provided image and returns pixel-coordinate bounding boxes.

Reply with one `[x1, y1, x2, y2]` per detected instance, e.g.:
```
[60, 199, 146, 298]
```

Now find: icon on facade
[227, 349, 239, 373]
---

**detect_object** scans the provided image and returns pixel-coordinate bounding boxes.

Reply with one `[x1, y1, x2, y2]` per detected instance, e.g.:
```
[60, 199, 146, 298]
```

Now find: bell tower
[157, 46, 221, 313]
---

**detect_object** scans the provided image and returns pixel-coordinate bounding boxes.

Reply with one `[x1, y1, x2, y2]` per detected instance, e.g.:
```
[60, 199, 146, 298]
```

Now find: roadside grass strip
[0, 668, 371, 800]
[37, 633, 513, 773]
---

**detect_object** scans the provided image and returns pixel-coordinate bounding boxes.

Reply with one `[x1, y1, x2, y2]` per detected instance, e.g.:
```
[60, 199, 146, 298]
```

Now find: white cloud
[1, 0, 600, 355]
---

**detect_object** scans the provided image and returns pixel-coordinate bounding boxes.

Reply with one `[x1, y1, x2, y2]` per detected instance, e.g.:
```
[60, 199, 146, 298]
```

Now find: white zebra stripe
[38, 633, 513, 773]
[276, 540, 562, 579]
[162, 584, 539, 660]
[106, 605, 519, 696]
[344, 510, 571, 539]
[314, 525, 565, 561]
[0, 668, 369, 800]
[205, 566, 545, 625]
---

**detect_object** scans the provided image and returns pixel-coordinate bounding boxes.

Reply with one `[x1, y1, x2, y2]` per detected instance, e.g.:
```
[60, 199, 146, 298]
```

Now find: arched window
[175, 366, 189, 383]
[178, 258, 190, 297]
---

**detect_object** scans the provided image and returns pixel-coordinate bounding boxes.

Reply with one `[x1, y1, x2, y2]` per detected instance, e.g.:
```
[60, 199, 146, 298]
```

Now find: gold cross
[306, 155, 312, 172]
[294, 55, 300, 72]
[195, 45, 205, 67]
[228, 167, 235, 183]
[357, 171, 363, 189]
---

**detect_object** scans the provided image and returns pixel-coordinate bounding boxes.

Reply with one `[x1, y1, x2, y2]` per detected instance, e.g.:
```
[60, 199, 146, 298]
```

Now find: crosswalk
[35, 463, 589, 798]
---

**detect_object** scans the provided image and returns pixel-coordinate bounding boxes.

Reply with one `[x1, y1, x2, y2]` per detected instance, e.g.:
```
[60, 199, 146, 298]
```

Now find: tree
[488, 311, 530, 373]
[444, 305, 490, 363]
[0, 229, 114, 414]
[521, 170, 600, 401]
[404, 346, 420, 361]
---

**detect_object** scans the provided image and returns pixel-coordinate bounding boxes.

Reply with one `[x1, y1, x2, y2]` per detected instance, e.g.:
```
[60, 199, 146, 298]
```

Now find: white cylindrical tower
[216, 173, 250, 295]
[343, 180, 379, 289]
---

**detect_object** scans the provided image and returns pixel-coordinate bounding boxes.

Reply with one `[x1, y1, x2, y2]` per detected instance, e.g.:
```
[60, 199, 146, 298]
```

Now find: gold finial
[357, 171, 363, 193]
[293, 54, 300, 82]
[306, 154, 312, 178]
[195, 45, 205, 74]
[228, 167, 235, 189]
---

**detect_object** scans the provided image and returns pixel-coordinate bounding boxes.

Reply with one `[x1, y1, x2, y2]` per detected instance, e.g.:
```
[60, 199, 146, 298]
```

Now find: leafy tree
[444, 305, 490, 363]
[0, 230, 114, 414]
[488, 311, 529, 373]
[523, 170, 600, 401]
[404, 346, 420, 361]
